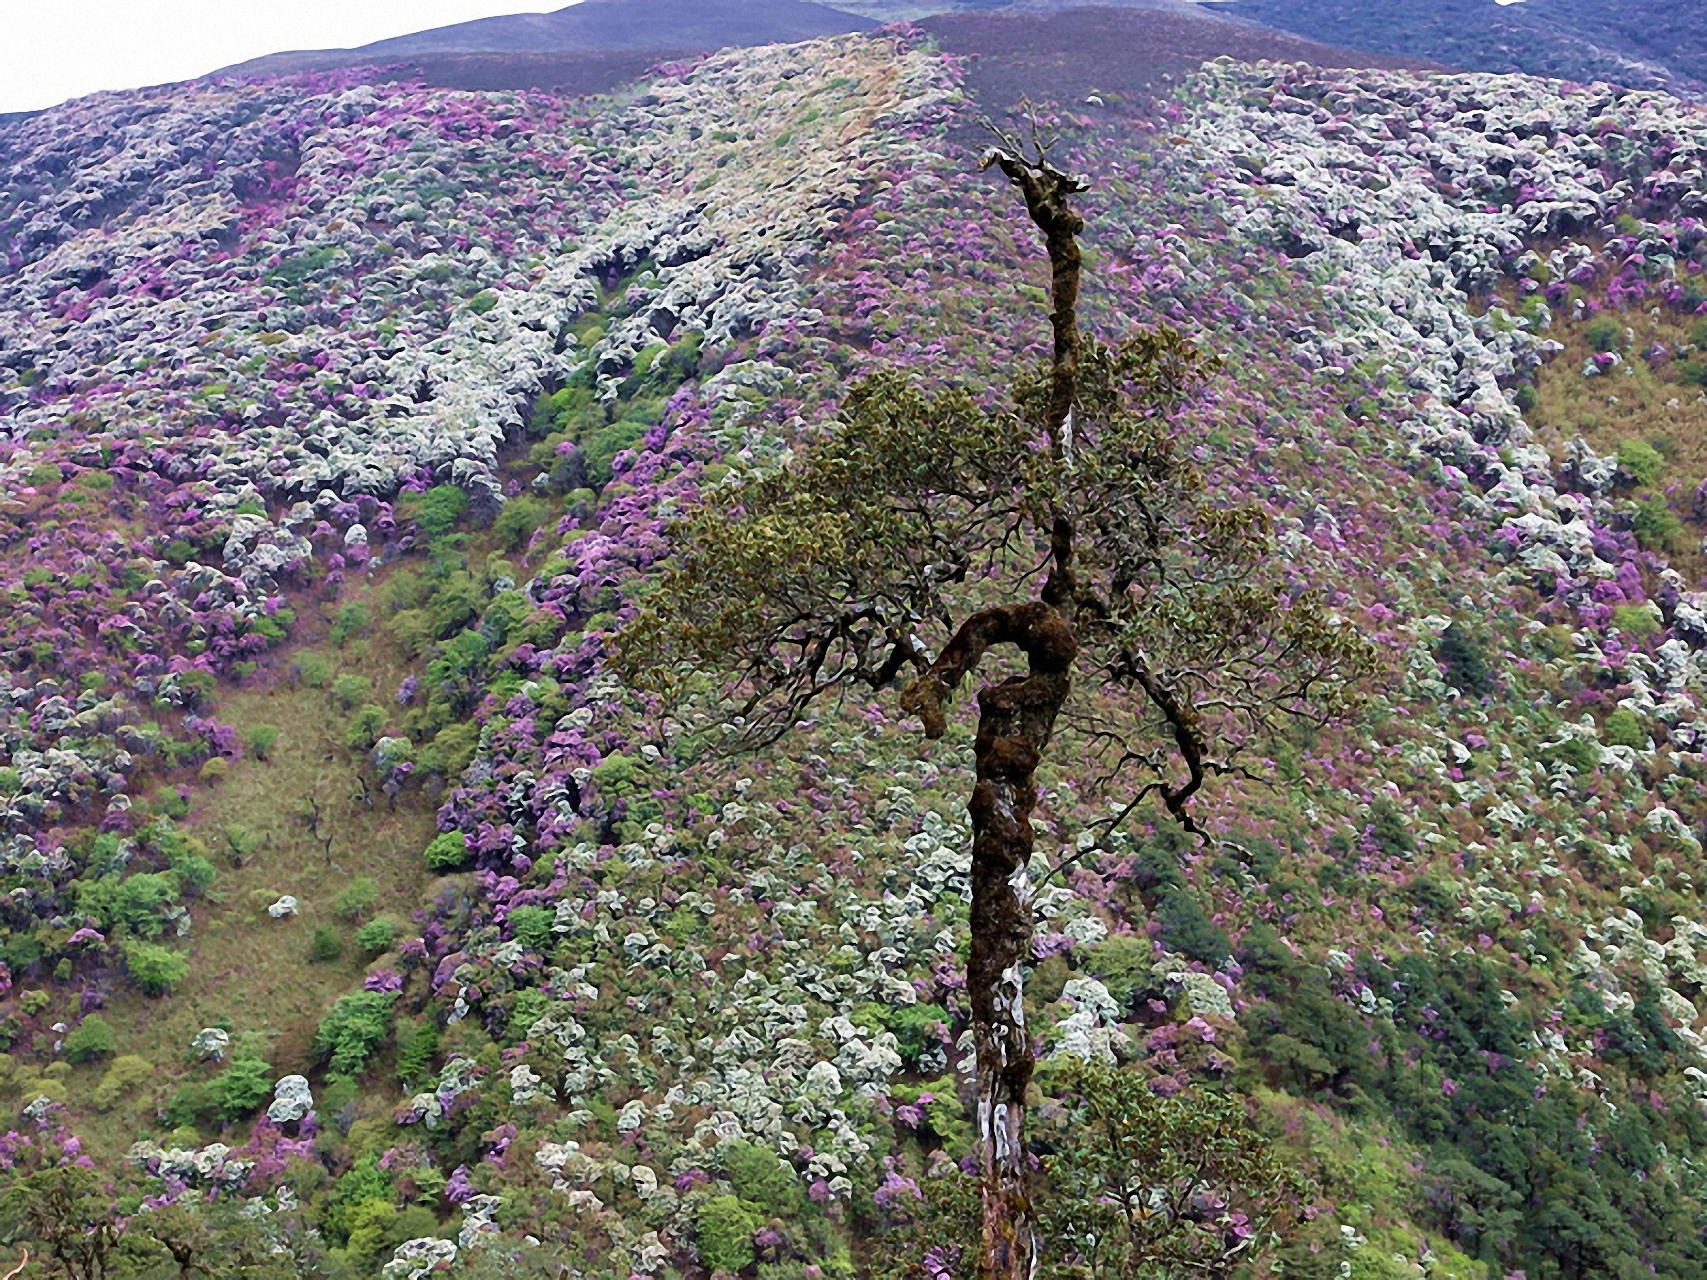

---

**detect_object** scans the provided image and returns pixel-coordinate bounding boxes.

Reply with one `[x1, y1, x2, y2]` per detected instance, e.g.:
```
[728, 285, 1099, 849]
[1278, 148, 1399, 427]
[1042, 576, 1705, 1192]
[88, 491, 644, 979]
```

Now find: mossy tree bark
[903, 141, 1088, 1280]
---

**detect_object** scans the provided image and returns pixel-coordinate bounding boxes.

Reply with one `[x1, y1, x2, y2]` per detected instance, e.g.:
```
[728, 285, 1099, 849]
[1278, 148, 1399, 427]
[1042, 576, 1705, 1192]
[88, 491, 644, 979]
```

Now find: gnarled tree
[616, 136, 1374, 1280]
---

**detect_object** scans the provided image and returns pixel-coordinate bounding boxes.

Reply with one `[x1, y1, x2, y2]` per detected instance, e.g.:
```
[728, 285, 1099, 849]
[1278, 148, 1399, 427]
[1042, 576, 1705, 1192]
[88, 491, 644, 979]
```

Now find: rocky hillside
[6, 20, 1707, 1280]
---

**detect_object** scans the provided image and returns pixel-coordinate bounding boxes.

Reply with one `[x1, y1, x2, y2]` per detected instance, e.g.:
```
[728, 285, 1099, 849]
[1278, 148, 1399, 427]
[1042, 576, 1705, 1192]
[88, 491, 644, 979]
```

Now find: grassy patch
[68, 570, 437, 1164]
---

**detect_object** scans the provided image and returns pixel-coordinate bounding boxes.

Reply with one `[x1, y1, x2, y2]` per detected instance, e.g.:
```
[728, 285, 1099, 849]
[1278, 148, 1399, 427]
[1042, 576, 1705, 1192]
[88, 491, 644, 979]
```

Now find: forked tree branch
[900, 602, 1076, 739]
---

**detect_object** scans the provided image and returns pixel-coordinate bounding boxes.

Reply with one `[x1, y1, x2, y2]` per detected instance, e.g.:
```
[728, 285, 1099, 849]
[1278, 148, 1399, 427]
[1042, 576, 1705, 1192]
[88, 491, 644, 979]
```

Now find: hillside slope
[1227, 0, 1707, 98]
[218, 0, 874, 77]
[7, 25, 1707, 1280]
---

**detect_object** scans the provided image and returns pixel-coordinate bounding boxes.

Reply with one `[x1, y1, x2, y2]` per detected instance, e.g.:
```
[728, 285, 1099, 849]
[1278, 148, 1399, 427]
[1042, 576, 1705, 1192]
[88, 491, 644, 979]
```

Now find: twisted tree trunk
[905, 142, 1088, 1280]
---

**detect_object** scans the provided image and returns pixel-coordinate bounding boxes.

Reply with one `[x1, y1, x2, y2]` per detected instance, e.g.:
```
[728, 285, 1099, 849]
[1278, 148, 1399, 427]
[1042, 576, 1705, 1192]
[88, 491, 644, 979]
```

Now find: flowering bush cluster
[9, 27, 1707, 1280]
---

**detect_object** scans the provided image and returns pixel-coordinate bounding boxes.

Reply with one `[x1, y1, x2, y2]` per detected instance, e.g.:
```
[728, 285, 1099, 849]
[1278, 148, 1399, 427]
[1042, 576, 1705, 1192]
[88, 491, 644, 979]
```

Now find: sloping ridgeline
[4, 25, 1707, 1280]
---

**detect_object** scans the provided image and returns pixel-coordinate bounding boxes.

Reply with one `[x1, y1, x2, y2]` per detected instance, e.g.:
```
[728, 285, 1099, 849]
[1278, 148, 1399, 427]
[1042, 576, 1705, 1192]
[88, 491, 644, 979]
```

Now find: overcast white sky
[0, 1, 561, 115]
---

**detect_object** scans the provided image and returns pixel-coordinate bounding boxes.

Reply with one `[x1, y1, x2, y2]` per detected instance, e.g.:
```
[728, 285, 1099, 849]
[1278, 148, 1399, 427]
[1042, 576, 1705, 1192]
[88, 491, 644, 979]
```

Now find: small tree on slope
[617, 135, 1374, 1280]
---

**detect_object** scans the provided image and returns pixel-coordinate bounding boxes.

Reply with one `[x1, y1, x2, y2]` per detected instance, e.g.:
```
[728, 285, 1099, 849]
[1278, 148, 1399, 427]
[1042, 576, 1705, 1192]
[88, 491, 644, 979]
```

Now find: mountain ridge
[216, 0, 876, 77]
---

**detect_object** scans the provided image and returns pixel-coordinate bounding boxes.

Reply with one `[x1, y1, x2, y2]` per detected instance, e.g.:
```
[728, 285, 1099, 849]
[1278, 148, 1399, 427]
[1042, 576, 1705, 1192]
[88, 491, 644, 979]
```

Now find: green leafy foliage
[1616, 437, 1665, 486]
[354, 917, 396, 954]
[315, 991, 396, 1077]
[334, 877, 379, 921]
[696, 1193, 763, 1273]
[1612, 603, 1661, 637]
[123, 940, 188, 995]
[211, 1052, 274, 1123]
[91, 1054, 152, 1110]
[62, 1014, 116, 1063]
[1437, 622, 1495, 696]
[1631, 495, 1684, 551]
[403, 484, 468, 537]
[330, 673, 372, 711]
[853, 1001, 948, 1070]
[506, 905, 553, 951]
[877, 1066, 1306, 1278]
[1603, 707, 1648, 749]
[394, 1017, 439, 1090]
[424, 830, 471, 872]
[246, 723, 281, 760]
[1586, 316, 1625, 353]
[330, 602, 370, 646]
[308, 926, 344, 963]
[722, 1141, 803, 1216]
[493, 495, 550, 551]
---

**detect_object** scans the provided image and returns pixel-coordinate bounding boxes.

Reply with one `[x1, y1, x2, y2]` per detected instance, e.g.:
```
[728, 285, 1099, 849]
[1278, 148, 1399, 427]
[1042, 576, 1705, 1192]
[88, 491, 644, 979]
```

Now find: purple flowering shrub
[7, 27, 1707, 1279]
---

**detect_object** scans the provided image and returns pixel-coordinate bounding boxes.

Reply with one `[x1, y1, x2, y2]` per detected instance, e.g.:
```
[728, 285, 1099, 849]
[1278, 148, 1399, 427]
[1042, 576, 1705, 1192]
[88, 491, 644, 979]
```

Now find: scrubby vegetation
[7, 25, 1707, 1280]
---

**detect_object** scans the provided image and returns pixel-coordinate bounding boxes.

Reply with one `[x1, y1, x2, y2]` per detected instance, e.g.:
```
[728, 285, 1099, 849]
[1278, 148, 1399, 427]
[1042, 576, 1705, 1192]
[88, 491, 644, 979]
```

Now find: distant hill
[214, 0, 1425, 107]
[920, 4, 1436, 116]
[218, 0, 874, 77]
[1225, 0, 1707, 98]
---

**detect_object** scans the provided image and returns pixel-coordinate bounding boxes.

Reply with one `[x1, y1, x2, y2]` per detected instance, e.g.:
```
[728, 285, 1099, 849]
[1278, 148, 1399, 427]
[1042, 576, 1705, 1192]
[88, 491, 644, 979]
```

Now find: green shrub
[330, 674, 371, 710]
[507, 905, 554, 951]
[316, 992, 396, 1077]
[334, 877, 379, 921]
[199, 756, 230, 785]
[406, 485, 467, 536]
[722, 1141, 802, 1216]
[124, 942, 188, 996]
[1617, 438, 1666, 486]
[504, 988, 550, 1046]
[309, 926, 345, 964]
[1631, 496, 1683, 551]
[1437, 621, 1495, 696]
[1157, 891, 1232, 968]
[211, 1054, 273, 1123]
[1604, 708, 1649, 750]
[164, 1082, 214, 1130]
[81, 871, 180, 939]
[165, 842, 217, 896]
[696, 1194, 762, 1273]
[92, 1055, 152, 1110]
[466, 289, 499, 315]
[298, 654, 333, 688]
[222, 824, 261, 865]
[424, 831, 471, 872]
[344, 704, 388, 750]
[330, 602, 370, 646]
[354, 918, 396, 955]
[1086, 934, 1157, 1009]
[424, 572, 485, 638]
[852, 1001, 949, 1070]
[63, 1015, 116, 1063]
[1544, 734, 1601, 773]
[1586, 316, 1624, 353]
[418, 722, 480, 777]
[395, 1018, 439, 1090]
[1612, 604, 1662, 637]
[246, 724, 281, 760]
[493, 495, 549, 551]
